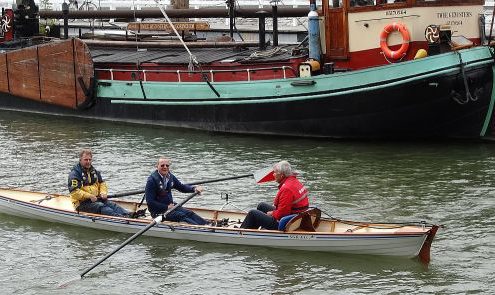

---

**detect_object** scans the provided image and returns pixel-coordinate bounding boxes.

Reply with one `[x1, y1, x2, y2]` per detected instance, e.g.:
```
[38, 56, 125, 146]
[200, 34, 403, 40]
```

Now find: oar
[108, 166, 275, 199]
[58, 191, 200, 288]
[107, 174, 249, 199]
[108, 189, 145, 199]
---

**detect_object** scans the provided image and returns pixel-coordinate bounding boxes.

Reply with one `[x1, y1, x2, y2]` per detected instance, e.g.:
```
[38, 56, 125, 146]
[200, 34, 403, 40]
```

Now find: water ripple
[1, 111, 494, 294]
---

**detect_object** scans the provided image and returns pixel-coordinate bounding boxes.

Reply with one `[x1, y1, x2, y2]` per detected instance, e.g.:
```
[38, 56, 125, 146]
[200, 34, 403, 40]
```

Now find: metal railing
[95, 65, 298, 82]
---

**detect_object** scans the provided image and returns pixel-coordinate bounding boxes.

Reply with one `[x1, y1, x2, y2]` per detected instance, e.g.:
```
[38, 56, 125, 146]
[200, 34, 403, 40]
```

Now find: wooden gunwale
[0, 187, 433, 236]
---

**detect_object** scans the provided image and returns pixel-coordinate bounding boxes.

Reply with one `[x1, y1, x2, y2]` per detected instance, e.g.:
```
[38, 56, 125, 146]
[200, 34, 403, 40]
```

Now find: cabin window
[414, 0, 483, 4]
[329, 0, 342, 7]
[350, 0, 374, 7]
[350, 0, 405, 6]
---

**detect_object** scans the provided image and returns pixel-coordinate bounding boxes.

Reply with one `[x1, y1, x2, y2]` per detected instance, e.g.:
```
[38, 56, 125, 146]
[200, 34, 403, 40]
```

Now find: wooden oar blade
[58, 275, 82, 288]
[253, 166, 275, 183]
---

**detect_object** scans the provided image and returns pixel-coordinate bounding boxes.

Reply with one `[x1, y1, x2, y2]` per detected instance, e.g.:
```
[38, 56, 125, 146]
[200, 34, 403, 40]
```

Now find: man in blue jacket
[145, 157, 207, 225]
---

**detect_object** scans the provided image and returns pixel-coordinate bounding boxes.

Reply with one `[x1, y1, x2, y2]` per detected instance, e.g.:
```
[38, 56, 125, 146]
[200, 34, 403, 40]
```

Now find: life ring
[380, 22, 411, 60]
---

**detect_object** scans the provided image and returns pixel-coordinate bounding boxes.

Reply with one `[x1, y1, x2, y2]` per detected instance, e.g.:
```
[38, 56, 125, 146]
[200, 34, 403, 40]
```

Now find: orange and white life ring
[380, 22, 411, 60]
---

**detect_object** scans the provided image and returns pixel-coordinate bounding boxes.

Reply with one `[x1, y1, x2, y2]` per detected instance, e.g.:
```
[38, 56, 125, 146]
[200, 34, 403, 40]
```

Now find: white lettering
[288, 235, 315, 240]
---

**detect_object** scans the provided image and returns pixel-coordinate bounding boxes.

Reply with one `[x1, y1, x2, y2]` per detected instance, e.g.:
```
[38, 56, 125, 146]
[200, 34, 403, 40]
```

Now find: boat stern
[418, 225, 440, 264]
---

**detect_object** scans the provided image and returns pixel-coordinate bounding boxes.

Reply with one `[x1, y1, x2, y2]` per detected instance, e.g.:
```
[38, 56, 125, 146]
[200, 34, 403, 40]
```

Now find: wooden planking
[7, 47, 41, 100]
[38, 40, 77, 108]
[0, 53, 8, 93]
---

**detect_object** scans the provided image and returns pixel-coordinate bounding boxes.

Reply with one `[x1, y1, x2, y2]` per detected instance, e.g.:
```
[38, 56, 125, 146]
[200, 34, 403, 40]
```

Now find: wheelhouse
[319, 0, 485, 69]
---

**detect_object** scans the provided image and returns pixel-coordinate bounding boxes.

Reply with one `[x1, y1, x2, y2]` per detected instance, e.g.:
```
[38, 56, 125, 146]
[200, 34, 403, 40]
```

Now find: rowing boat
[0, 187, 439, 263]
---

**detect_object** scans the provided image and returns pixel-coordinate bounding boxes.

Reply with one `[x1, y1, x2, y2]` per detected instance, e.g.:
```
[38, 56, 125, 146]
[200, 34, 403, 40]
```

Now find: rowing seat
[278, 208, 322, 232]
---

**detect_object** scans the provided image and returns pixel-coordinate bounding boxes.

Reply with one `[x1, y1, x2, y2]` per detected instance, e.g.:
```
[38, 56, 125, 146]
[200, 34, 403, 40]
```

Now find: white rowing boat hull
[0, 188, 439, 261]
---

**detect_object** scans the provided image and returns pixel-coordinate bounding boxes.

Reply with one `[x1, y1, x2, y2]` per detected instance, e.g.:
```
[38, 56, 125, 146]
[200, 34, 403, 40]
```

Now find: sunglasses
[160, 164, 170, 168]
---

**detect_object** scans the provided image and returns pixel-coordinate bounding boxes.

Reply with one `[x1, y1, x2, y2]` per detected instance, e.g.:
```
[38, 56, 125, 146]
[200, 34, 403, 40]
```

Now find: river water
[0, 110, 493, 294]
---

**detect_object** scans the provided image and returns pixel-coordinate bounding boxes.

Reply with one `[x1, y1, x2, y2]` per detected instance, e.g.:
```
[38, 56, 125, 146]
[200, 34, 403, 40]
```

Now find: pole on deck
[272, 1, 279, 47]
[62, 2, 68, 39]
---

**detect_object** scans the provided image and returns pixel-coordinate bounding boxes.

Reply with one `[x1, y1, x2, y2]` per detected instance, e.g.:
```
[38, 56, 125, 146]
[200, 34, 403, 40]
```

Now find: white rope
[154, 0, 198, 69]
[246, 47, 287, 60]
[133, 0, 138, 52]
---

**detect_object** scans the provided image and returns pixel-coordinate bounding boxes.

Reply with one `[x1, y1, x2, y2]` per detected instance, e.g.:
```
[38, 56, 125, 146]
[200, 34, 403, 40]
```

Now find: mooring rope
[154, 0, 198, 71]
[153, 0, 220, 97]
[455, 50, 477, 104]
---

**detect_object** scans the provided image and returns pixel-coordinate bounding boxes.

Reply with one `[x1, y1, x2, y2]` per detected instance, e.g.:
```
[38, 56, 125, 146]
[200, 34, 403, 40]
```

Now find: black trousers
[240, 202, 278, 230]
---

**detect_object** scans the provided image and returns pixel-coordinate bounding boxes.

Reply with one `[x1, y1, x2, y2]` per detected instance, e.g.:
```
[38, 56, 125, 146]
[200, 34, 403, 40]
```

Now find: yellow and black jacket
[68, 163, 108, 208]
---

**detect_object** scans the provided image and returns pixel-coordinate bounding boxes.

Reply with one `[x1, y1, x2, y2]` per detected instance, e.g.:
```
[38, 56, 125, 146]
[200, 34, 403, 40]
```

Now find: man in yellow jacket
[68, 148, 130, 217]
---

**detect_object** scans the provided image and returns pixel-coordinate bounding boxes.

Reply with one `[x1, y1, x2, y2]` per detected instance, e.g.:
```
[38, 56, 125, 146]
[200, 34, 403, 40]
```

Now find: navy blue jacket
[145, 170, 195, 216]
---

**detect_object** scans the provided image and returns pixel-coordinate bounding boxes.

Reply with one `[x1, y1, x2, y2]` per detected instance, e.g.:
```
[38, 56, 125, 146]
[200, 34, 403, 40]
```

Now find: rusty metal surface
[38, 40, 77, 108]
[7, 46, 40, 101]
[73, 39, 94, 107]
[0, 39, 93, 109]
[0, 54, 8, 93]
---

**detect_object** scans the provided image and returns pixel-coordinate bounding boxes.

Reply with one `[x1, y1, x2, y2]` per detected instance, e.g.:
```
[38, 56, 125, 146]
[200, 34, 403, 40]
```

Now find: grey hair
[78, 148, 93, 159]
[273, 160, 293, 177]
[156, 157, 171, 166]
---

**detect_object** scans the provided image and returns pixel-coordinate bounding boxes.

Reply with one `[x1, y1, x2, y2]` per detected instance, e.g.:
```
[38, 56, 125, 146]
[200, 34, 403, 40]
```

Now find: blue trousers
[240, 202, 278, 230]
[165, 207, 207, 225]
[78, 199, 129, 217]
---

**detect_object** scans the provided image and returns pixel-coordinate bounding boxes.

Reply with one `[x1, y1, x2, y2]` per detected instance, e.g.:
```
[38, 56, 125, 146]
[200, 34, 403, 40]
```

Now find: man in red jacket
[240, 161, 309, 230]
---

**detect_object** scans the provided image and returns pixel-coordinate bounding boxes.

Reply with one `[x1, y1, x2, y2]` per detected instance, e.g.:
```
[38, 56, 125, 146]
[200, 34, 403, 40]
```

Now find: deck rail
[94, 65, 298, 82]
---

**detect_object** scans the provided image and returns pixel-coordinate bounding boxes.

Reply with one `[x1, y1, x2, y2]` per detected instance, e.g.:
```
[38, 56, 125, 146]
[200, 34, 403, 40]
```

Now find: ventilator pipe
[257, 10, 268, 50]
[308, 1, 321, 62]
[227, 0, 235, 39]
[272, 1, 279, 47]
[62, 2, 69, 39]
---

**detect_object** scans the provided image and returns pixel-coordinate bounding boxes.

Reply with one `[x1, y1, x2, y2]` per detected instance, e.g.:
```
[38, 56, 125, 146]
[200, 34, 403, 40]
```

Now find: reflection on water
[1, 110, 494, 294]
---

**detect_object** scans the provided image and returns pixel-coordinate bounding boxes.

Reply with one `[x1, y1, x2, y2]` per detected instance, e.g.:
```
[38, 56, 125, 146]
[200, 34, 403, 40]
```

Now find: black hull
[0, 64, 493, 140]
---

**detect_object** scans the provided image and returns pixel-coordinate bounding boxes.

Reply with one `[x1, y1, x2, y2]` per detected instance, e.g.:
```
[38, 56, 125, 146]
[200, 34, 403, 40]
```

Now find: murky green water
[0, 110, 494, 294]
